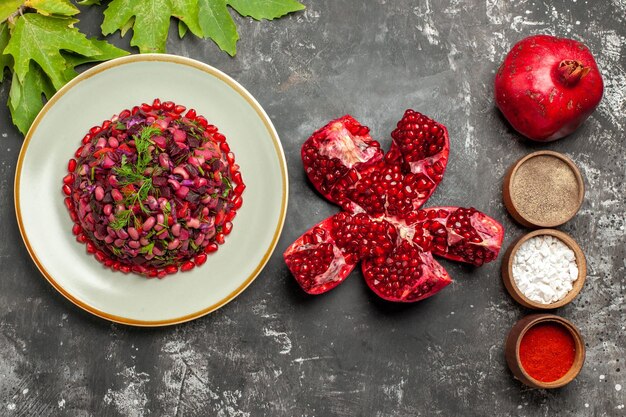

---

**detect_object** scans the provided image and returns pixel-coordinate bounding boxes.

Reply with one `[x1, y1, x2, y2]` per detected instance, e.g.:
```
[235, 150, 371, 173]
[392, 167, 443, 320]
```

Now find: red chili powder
[519, 322, 576, 382]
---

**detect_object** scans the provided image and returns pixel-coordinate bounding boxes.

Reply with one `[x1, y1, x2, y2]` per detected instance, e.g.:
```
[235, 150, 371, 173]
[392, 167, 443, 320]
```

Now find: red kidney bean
[108, 137, 119, 148]
[111, 189, 123, 202]
[167, 239, 180, 250]
[116, 228, 129, 239]
[142, 216, 156, 231]
[95, 186, 105, 201]
[173, 166, 189, 179]
[171, 223, 181, 237]
[127, 227, 139, 240]
[140, 237, 150, 246]
[159, 153, 170, 170]
[114, 239, 125, 247]
[146, 196, 158, 211]
[128, 240, 140, 249]
[103, 204, 113, 216]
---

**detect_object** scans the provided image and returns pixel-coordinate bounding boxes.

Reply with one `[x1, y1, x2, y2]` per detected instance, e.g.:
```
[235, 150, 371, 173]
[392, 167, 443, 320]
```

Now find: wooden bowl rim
[512, 314, 586, 388]
[502, 229, 587, 310]
[503, 150, 585, 228]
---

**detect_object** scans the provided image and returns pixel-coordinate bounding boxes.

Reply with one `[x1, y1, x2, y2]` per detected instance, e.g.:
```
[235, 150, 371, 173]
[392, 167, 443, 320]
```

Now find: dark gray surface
[1, 1, 624, 416]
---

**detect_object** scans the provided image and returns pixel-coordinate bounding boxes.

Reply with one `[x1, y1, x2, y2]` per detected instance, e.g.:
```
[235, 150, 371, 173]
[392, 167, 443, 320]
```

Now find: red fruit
[495, 34, 603, 141]
[195, 253, 208, 265]
[286, 112, 504, 302]
[181, 261, 195, 272]
[415, 207, 504, 266]
[362, 241, 451, 302]
[284, 212, 397, 294]
[301, 115, 383, 206]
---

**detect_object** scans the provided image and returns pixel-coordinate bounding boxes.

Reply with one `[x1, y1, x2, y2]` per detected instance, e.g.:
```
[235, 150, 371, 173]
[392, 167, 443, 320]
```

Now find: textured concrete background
[0, 1, 624, 416]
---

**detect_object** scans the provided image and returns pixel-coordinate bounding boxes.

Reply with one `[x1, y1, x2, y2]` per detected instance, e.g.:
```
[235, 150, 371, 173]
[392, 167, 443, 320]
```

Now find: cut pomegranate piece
[416, 207, 504, 266]
[284, 212, 397, 294]
[387, 109, 449, 211]
[301, 115, 383, 206]
[362, 241, 452, 302]
[287, 111, 504, 303]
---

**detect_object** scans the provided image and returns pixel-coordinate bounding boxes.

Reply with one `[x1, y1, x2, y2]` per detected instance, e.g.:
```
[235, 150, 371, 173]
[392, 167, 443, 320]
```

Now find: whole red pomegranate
[495, 34, 603, 141]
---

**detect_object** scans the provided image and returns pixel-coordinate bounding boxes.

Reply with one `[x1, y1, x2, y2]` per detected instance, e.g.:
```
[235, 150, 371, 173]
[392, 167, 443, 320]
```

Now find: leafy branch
[0, 0, 305, 135]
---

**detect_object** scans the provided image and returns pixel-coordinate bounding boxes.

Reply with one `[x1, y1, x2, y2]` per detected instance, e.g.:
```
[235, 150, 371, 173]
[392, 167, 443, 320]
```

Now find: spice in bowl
[519, 321, 576, 382]
[503, 151, 584, 228]
[512, 235, 578, 305]
[502, 229, 586, 309]
[505, 314, 585, 388]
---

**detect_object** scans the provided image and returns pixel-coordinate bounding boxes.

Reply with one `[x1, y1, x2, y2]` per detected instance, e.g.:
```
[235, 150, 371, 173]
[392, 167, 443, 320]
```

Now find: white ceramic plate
[15, 55, 288, 326]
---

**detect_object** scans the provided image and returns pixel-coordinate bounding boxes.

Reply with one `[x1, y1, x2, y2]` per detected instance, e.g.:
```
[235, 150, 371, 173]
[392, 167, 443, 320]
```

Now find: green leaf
[3, 13, 127, 134]
[198, 0, 238, 56]
[120, 16, 134, 37]
[102, 0, 173, 53]
[5, 14, 101, 89]
[171, 0, 202, 37]
[102, 0, 203, 53]
[98, 0, 302, 55]
[0, 22, 11, 82]
[77, 0, 101, 5]
[25, 0, 80, 17]
[177, 20, 188, 38]
[8, 62, 55, 134]
[0, 0, 22, 24]
[227, 0, 304, 20]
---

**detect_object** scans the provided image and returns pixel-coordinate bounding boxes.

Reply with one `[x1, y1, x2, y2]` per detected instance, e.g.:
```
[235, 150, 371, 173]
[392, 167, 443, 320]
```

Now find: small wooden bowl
[505, 314, 585, 389]
[503, 150, 584, 228]
[502, 229, 587, 309]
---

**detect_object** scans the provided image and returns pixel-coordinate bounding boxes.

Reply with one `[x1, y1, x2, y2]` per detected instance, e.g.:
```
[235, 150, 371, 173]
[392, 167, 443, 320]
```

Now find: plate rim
[14, 54, 289, 327]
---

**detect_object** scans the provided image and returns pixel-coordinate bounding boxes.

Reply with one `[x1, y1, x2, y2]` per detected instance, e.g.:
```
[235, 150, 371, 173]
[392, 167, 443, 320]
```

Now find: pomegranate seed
[95, 251, 106, 263]
[215, 233, 225, 244]
[72, 224, 82, 235]
[196, 116, 208, 127]
[90, 126, 101, 135]
[152, 98, 161, 109]
[63, 173, 74, 185]
[223, 221, 233, 235]
[214, 133, 226, 142]
[67, 159, 77, 172]
[181, 261, 195, 272]
[119, 265, 131, 274]
[64, 198, 73, 210]
[119, 109, 131, 119]
[62, 184, 72, 195]
[195, 254, 208, 265]
[163, 101, 174, 111]
[174, 105, 186, 114]
[86, 241, 96, 253]
[234, 184, 245, 195]
[131, 106, 140, 115]
[82, 134, 92, 144]
[231, 195, 243, 210]
[205, 243, 219, 253]
[141, 103, 152, 112]
[185, 109, 197, 119]
[165, 265, 178, 274]
[74, 146, 83, 158]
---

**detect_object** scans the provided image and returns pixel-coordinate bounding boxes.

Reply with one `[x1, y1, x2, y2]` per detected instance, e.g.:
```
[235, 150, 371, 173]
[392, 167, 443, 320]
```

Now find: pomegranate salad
[63, 99, 244, 278]
[284, 111, 504, 302]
